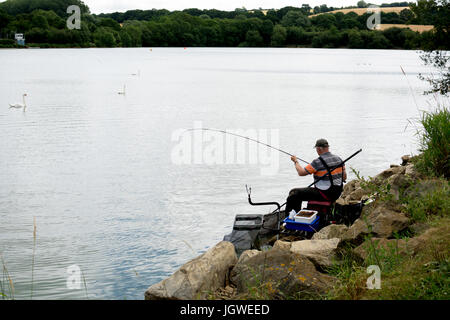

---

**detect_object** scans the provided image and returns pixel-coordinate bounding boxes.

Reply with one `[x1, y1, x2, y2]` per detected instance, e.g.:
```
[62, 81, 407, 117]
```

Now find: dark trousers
[285, 186, 342, 214]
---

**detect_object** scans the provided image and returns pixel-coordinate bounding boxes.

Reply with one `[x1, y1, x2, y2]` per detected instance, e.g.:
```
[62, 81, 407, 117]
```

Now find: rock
[347, 187, 367, 202]
[213, 285, 237, 300]
[344, 218, 370, 242]
[230, 249, 335, 299]
[409, 222, 430, 235]
[386, 173, 412, 200]
[312, 224, 349, 240]
[404, 163, 421, 180]
[401, 155, 411, 166]
[273, 240, 292, 251]
[145, 241, 237, 300]
[340, 180, 360, 199]
[290, 238, 340, 269]
[365, 205, 411, 238]
[353, 227, 440, 260]
[373, 166, 405, 184]
[353, 238, 418, 260]
[311, 220, 369, 246]
[237, 250, 260, 264]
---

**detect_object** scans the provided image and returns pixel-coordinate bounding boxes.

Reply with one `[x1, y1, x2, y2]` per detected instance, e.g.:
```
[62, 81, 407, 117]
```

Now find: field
[309, 7, 411, 17]
[376, 24, 434, 32]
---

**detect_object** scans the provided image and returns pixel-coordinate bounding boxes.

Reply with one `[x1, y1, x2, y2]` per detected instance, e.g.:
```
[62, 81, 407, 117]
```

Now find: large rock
[230, 249, 335, 299]
[405, 163, 421, 180]
[237, 249, 260, 264]
[290, 238, 340, 269]
[401, 155, 411, 166]
[373, 166, 406, 184]
[365, 204, 411, 238]
[145, 241, 237, 300]
[386, 173, 413, 200]
[340, 180, 361, 199]
[353, 227, 439, 260]
[273, 238, 341, 269]
[343, 218, 370, 242]
[272, 240, 292, 251]
[312, 224, 349, 240]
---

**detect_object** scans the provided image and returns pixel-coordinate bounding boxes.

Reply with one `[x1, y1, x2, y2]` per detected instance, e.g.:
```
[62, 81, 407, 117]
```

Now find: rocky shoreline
[144, 155, 442, 300]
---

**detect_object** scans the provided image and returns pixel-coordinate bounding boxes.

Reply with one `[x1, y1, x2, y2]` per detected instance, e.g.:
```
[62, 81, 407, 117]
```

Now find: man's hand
[291, 155, 298, 163]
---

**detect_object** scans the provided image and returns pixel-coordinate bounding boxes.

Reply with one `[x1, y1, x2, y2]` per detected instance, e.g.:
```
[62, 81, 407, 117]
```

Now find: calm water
[0, 48, 432, 299]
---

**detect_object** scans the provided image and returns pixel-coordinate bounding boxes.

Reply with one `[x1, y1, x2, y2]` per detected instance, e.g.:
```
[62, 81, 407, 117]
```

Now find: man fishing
[285, 139, 347, 216]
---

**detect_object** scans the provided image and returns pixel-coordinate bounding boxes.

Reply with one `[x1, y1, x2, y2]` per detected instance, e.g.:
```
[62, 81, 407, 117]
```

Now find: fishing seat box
[307, 200, 334, 225]
[223, 214, 264, 251]
[283, 216, 320, 232]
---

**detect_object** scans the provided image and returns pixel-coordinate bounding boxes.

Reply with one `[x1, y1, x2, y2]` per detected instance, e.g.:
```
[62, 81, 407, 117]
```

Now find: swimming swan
[118, 85, 126, 95]
[9, 94, 27, 111]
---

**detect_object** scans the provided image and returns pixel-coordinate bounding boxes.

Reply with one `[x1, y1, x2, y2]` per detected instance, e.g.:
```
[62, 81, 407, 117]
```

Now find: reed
[30, 217, 37, 299]
[0, 254, 15, 300]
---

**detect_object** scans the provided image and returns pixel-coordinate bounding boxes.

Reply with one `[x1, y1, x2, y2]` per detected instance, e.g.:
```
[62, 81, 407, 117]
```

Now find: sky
[80, 1, 401, 14]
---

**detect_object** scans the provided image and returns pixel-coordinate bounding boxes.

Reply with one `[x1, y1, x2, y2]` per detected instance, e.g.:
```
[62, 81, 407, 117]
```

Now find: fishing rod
[306, 148, 362, 189]
[184, 128, 309, 164]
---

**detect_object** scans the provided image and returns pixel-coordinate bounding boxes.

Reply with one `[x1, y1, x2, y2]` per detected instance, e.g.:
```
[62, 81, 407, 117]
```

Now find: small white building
[15, 33, 25, 46]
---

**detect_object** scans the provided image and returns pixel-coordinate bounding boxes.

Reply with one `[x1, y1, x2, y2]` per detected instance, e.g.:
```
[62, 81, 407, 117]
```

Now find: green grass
[325, 216, 450, 300]
[403, 179, 450, 223]
[413, 107, 450, 179]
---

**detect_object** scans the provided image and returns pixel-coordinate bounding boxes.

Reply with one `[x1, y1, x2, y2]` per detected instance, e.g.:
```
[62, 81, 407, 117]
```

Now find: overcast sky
[81, 1, 399, 14]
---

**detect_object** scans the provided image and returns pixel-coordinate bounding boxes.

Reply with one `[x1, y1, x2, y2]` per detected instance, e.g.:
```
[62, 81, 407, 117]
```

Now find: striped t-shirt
[304, 152, 345, 191]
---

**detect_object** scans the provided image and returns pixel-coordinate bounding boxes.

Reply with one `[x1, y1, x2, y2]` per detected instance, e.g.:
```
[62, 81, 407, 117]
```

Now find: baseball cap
[314, 139, 329, 148]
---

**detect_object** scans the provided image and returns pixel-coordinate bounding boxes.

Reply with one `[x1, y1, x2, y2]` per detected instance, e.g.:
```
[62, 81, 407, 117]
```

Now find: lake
[0, 47, 432, 299]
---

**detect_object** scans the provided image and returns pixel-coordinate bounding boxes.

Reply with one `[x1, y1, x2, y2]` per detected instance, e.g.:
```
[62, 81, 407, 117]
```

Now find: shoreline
[144, 154, 449, 300]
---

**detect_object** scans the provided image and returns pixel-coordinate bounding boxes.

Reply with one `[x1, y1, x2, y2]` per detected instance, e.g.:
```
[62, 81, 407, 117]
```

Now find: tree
[0, 8, 12, 30]
[286, 26, 307, 45]
[245, 30, 263, 46]
[280, 10, 311, 28]
[98, 17, 121, 31]
[311, 14, 337, 29]
[410, 0, 450, 49]
[399, 8, 414, 23]
[270, 24, 286, 46]
[260, 19, 274, 44]
[419, 51, 450, 96]
[357, 1, 368, 8]
[348, 30, 365, 48]
[31, 11, 49, 29]
[93, 27, 115, 47]
[0, 0, 90, 17]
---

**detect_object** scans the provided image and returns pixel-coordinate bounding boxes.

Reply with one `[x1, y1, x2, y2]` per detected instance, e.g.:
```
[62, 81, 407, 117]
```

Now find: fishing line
[400, 65, 420, 109]
[183, 127, 309, 164]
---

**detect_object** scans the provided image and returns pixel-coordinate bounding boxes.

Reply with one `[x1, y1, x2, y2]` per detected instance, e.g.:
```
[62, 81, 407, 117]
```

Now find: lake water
[0, 48, 433, 299]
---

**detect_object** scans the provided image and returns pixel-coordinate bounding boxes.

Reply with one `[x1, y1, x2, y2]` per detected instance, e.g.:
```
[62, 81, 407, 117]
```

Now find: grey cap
[314, 139, 329, 148]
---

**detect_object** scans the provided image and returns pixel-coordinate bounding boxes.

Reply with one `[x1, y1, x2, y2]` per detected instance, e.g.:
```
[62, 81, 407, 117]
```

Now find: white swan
[9, 94, 27, 111]
[118, 85, 126, 95]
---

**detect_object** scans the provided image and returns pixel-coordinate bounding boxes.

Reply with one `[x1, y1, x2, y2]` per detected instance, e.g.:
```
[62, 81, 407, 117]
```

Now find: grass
[326, 216, 449, 300]
[0, 254, 15, 300]
[413, 107, 450, 179]
[1, 217, 90, 300]
[403, 179, 450, 223]
[31, 217, 36, 299]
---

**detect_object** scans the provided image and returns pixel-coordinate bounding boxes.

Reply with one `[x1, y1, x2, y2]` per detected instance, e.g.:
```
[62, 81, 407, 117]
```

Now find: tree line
[0, 0, 448, 50]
